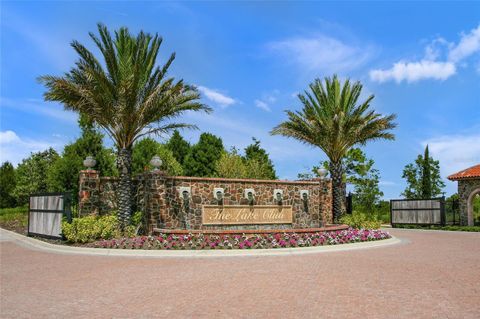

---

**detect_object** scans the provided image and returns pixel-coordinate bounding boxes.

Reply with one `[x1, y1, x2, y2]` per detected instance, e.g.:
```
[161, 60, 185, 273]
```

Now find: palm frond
[39, 25, 209, 150]
[271, 74, 396, 163]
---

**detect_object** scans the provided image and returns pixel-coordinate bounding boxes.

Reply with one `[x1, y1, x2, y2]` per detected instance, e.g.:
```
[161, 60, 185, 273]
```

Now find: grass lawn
[0, 206, 28, 234]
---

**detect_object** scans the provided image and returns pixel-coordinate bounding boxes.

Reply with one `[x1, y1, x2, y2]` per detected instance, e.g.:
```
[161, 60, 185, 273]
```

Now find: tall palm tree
[271, 75, 396, 222]
[39, 24, 211, 228]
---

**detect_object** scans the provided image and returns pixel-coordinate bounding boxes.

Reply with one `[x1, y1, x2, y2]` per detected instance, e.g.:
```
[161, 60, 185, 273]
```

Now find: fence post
[440, 196, 446, 226]
[346, 192, 353, 215]
[64, 192, 72, 223]
[390, 200, 394, 228]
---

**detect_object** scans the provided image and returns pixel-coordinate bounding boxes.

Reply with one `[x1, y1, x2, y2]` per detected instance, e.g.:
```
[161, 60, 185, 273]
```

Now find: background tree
[184, 132, 224, 177]
[215, 148, 247, 178]
[298, 148, 383, 215]
[46, 115, 116, 203]
[13, 148, 59, 205]
[0, 162, 17, 208]
[39, 24, 210, 227]
[244, 138, 277, 179]
[215, 145, 279, 180]
[272, 75, 396, 222]
[244, 159, 274, 180]
[131, 138, 183, 176]
[421, 146, 432, 198]
[351, 164, 383, 215]
[401, 145, 445, 199]
[165, 130, 191, 166]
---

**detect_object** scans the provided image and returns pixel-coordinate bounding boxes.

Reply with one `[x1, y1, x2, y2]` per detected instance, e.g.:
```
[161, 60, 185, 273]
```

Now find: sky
[1, 1, 479, 199]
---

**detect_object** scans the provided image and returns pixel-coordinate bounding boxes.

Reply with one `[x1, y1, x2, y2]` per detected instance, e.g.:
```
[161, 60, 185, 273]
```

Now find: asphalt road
[1, 228, 479, 319]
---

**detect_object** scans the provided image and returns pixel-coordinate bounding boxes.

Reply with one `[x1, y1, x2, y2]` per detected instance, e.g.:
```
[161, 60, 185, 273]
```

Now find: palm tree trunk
[117, 148, 133, 228]
[330, 161, 345, 223]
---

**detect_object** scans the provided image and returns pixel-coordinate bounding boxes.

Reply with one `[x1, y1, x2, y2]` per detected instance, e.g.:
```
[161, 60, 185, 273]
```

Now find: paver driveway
[1, 228, 479, 319]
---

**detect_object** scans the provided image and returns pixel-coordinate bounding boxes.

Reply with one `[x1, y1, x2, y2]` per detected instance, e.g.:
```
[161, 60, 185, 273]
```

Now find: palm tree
[271, 75, 396, 222]
[39, 24, 211, 228]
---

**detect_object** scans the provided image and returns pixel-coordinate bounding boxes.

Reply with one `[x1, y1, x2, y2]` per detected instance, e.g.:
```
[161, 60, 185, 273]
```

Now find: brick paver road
[1, 228, 479, 319]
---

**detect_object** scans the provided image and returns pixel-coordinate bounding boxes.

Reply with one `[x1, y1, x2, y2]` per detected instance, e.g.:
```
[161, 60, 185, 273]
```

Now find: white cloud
[369, 60, 456, 83]
[253, 90, 280, 112]
[424, 38, 450, 61]
[448, 25, 480, 63]
[197, 86, 236, 108]
[422, 132, 480, 178]
[254, 99, 271, 112]
[379, 180, 396, 186]
[370, 24, 480, 83]
[0, 130, 62, 166]
[267, 34, 374, 74]
[0, 131, 21, 144]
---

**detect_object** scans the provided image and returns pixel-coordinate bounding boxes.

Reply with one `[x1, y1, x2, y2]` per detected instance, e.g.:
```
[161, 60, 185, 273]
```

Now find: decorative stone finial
[317, 167, 328, 180]
[83, 156, 96, 169]
[150, 155, 163, 171]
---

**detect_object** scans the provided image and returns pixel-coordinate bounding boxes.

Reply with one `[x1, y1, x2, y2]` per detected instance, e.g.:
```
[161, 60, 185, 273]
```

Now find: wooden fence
[390, 197, 445, 227]
[28, 192, 72, 239]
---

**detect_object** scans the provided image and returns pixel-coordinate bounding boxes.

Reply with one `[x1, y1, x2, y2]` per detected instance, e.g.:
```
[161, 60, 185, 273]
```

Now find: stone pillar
[78, 169, 100, 216]
[144, 170, 167, 233]
[315, 178, 333, 225]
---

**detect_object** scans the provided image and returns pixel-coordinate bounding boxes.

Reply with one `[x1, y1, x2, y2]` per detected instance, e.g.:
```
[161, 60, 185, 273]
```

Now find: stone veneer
[457, 179, 480, 226]
[79, 170, 332, 233]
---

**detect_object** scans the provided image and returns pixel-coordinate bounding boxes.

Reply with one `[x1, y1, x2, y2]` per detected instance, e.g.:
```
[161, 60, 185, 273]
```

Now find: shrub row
[340, 212, 381, 229]
[62, 213, 140, 243]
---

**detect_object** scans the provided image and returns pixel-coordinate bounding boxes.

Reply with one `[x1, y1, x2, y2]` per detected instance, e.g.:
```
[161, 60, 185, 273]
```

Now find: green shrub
[62, 215, 120, 243]
[62, 214, 140, 243]
[340, 212, 381, 229]
[131, 211, 143, 227]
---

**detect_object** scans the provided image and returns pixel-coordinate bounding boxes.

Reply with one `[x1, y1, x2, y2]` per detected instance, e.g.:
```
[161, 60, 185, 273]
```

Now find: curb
[0, 228, 402, 258]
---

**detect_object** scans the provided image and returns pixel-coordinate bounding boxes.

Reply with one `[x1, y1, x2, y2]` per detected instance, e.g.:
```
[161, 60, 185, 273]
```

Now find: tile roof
[447, 164, 480, 181]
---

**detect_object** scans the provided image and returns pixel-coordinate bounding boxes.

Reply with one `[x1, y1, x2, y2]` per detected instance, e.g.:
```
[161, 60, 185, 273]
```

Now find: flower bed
[90, 228, 391, 250]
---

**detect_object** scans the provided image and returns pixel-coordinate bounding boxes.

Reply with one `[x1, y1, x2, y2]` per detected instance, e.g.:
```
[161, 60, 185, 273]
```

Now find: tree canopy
[0, 162, 16, 208]
[215, 141, 278, 180]
[402, 145, 445, 199]
[215, 148, 248, 179]
[132, 137, 183, 176]
[13, 148, 60, 205]
[184, 132, 224, 177]
[39, 23, 210, 151]
[244, 138, 277, 179]
[165, 130, 191, 166]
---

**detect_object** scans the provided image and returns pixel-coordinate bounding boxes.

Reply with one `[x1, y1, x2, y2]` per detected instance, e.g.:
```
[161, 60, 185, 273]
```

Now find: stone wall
[457, 179, 480, 226]
[79, 170, 332, 232]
